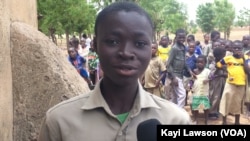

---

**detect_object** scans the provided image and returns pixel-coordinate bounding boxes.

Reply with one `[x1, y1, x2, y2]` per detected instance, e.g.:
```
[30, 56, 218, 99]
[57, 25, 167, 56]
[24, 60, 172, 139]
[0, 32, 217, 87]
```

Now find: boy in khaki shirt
[38, 2, 191, 141]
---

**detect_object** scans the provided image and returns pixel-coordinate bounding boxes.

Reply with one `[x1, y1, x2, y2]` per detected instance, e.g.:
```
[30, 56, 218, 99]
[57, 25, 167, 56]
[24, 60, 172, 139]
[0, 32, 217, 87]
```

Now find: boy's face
[186, 37, 193, 44]
[204, 35, 209, 41]
[151, 44, 158, 56]
[232, 42, 243, 57]
[196, 58, 206, 69]
[94, 11, 152, 85]
[212, 42, 221, 49]
[68, 48, 77, 59]
[176, 33, 186, 45]
[211, 34, 220, 42]
[188, 43, 195, 53]
[81, 40, 86, 48]
[160, 37, 169, 47]
[242, 36, 250, 46]
[225, 42, 232, 51]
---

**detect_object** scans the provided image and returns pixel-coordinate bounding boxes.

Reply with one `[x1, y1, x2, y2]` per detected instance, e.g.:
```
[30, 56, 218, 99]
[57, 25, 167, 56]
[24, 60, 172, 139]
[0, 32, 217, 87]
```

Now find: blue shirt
[68, 54, 89, 78]
[184, 53, 198, 77]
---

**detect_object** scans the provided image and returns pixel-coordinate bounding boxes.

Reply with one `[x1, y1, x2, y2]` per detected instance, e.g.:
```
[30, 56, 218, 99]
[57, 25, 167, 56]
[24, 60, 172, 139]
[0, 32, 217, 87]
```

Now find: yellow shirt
[157, 45, 171, 63]
[217, 55, 246, 85]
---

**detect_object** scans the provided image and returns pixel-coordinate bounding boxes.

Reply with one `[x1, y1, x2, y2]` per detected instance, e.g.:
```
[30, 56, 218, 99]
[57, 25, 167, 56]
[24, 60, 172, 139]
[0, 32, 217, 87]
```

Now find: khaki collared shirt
[38, 80, 191, 141]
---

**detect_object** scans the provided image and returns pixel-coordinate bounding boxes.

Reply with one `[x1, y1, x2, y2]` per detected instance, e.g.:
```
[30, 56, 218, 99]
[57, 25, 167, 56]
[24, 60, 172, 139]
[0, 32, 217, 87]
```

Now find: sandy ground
[184, 92, 250, 125]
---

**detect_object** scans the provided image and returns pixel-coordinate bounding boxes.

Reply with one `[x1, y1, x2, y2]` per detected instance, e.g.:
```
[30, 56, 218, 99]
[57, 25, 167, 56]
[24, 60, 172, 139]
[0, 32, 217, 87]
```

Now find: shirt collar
[81, 80, 161, 117]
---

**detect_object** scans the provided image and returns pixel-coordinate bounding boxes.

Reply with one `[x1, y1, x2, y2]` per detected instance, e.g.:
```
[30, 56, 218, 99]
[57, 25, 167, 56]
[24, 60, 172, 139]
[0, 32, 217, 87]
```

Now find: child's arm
[166, 48, 178, 86]
[216, 58, 226, 69]
[155, 70, 167, 87]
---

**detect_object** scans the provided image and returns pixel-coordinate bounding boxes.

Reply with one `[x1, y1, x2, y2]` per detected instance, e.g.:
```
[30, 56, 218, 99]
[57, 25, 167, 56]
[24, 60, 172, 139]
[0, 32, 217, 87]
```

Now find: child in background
[218, 40, 247, 125]
[208, 47, 227, 119]
[225, 40, 233, 56]
[191, 55, 211, 125]
[143, 42, 167, 98]
[87, 40, 99, 85]
[157, 36, 171, 63]
[183, 41, 198, 105]
[186, 34, 202, 56]
[244, 50, 250, 119]
[166, 29, 195, 108]
[68, 47, 93, 89]
[242, 35, 250, 54]
[157, 35, 171, 85]
[201, 33, 212, 57]
[207, 41, 221, 69]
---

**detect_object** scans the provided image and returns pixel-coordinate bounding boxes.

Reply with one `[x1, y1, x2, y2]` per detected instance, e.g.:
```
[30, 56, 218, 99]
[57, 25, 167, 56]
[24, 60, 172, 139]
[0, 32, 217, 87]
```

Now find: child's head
[242, 35, 250, 47]
[159, 36, 169, 47]
[69, 36, 79, 49]
[203, 33, 210, 42]
[225, 40, 233, 52]
[80, 38, 86, 48]
[232, 40, 243, 58]
[93, 1, 154, 85]
[175, 29, 186, 46]
[187, 34, 195, 44]
[212, 41, 221, 49]
[210, 30, 220, 42]
[196, 55, 207, 70]
[151, 42, 158, 57]
[188, 40, 196, 54]
[68, 47, 78, 59]
[213, 47, 226, 62]
[218, 38, 226, 49]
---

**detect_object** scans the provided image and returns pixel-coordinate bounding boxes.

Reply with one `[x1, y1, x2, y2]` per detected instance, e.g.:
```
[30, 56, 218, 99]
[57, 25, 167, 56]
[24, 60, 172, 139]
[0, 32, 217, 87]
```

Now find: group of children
[67, 35, 103, 90]
[141, 29, 250, 125]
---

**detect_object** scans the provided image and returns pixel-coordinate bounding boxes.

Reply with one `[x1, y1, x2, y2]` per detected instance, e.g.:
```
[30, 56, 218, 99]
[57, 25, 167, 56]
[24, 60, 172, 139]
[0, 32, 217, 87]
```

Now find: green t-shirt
[117, 112, 129, 124]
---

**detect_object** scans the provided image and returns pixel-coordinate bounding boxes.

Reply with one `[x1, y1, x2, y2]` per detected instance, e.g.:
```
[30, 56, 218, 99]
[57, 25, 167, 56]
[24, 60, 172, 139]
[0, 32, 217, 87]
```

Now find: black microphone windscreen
[137, 119, 161, 141]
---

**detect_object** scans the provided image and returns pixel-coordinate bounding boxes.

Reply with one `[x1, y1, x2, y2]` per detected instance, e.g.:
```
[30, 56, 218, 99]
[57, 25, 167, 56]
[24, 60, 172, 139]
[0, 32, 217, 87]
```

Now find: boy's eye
[135, 41, 147, 48]
[105, 39, 119, 46]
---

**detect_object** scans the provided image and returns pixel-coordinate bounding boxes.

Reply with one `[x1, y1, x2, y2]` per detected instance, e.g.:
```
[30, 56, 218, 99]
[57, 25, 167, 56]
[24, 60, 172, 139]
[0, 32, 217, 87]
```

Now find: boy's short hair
[213, 47, 226, 59]
[197, 55, 207, 63]
[160, 35, 169, 40]
[175, 28, 186, 36]
[187, 34, 195, 41]
[210, 30, 220, 39]
[233, 40, 243, 46]
[94, 1, 154, 36]
[188, 40, 196, 46]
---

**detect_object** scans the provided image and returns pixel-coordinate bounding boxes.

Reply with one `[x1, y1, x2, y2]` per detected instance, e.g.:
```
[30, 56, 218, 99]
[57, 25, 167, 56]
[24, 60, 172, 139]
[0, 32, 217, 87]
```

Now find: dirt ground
[184, 92, 250, 125]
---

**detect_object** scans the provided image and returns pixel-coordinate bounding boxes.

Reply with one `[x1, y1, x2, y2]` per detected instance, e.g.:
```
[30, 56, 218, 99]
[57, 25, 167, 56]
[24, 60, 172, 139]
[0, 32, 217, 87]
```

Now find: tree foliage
[38, 0, 96, 46]
[138, 0, 187, 41]
[236, 8, 250, 34]
[213, 0, 235, 39]
[196, 3, 215, 34]
[37, 0, 191, 44]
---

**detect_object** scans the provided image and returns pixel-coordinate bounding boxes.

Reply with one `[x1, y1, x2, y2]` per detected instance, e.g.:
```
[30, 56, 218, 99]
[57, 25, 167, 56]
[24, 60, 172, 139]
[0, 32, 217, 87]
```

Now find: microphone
[137, 119, 161, 141]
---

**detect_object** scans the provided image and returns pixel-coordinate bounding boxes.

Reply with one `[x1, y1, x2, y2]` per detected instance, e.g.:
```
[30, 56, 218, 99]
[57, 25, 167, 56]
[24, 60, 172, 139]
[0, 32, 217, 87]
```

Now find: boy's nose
[118, 43, 135, 60]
